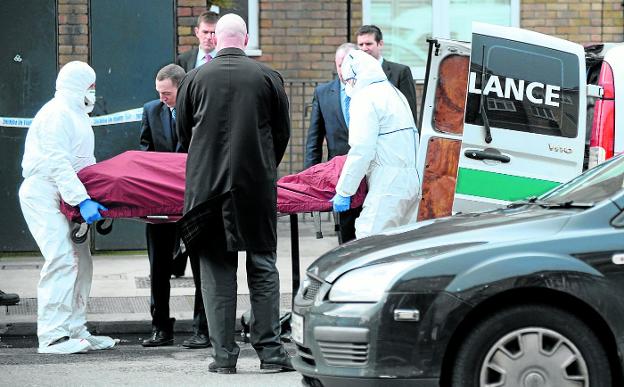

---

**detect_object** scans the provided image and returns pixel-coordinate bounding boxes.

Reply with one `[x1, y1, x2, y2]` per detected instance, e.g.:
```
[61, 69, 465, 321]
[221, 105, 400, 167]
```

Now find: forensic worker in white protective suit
[18, 61, 117, 354]
[331, 50, 420, 238]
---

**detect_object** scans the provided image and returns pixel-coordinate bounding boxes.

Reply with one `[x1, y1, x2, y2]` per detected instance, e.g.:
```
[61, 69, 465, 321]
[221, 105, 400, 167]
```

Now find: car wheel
[451, 304, 611, 387]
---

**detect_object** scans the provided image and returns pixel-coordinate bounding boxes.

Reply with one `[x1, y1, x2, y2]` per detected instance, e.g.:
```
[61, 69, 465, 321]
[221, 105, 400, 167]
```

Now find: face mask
[84, 89, 96, 113]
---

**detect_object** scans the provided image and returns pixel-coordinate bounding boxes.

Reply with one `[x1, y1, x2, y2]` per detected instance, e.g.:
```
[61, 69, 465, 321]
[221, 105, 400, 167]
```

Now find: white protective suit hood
[340, 50, 387, 97]
[55, 61, 96, 113]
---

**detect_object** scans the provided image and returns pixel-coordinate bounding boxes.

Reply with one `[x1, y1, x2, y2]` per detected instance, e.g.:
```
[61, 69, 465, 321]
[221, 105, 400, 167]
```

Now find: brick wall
[255, 1, 358, 174]
[58, 0, 89, 66]
[176, 0, 213, 54]
[522, 0, 624, 44]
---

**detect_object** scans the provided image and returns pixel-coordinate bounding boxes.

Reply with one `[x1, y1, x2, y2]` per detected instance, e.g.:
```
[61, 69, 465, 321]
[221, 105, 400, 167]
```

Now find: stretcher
[61, 150, 367, 294]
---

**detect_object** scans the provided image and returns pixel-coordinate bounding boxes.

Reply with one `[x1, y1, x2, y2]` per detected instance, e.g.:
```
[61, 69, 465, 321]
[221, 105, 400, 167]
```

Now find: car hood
[308, 206, 572, 282]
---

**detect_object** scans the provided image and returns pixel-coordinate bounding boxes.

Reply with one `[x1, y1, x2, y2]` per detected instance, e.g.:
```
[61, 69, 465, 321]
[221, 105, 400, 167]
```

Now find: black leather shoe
[182, 333, 211, 349]
[208, 361, 236, 374]
[0, 290, 19, 306]
[141, 329, 174, 347]
[260, 355, 295, 372]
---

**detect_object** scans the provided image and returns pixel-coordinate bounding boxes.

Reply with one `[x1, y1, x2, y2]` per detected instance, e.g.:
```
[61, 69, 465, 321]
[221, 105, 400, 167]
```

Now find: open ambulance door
[416, 38, 471, 220]
[417, 22, 587, 221]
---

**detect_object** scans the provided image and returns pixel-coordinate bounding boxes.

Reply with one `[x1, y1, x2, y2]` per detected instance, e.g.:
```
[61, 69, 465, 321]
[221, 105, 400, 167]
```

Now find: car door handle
[464, 149, 510, 163]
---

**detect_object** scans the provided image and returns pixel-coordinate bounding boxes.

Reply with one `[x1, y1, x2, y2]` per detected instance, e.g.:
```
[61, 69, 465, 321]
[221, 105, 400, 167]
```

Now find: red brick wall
[176, 0, 213, 54]
[58, 0, 89, 66]
[522, 0, 624, 44]
[56, 1, 624, 76]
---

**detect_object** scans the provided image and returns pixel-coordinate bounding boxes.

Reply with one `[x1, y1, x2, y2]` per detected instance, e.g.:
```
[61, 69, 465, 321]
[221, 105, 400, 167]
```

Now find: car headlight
[328, 261, 416, 302]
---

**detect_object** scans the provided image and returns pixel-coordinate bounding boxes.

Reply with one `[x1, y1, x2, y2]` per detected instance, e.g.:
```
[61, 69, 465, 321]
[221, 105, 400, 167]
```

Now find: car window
[540, 155, 624, 203]
[465, 34, 580, 138]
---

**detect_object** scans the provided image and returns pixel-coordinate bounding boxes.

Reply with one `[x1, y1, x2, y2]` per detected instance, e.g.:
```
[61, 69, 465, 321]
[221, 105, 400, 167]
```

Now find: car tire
[451, 304, 611, 387]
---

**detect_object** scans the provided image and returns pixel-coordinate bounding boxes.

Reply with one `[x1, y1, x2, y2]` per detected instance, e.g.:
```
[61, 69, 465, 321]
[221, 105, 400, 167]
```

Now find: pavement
[0, 214, 339, 338]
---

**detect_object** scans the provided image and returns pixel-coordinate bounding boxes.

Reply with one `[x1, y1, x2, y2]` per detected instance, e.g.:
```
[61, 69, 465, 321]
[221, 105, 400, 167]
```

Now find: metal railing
[279, 79, 325, 177]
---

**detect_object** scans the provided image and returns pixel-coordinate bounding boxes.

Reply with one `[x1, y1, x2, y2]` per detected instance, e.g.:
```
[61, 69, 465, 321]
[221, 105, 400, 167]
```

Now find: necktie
[201, 54, 212, 66]
[344, 95, 351, 126]
[171, 108, 178, 146]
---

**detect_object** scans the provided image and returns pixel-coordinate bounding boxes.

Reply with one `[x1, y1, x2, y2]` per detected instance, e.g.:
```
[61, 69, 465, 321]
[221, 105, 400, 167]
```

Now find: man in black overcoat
[176, 13, 292, 374]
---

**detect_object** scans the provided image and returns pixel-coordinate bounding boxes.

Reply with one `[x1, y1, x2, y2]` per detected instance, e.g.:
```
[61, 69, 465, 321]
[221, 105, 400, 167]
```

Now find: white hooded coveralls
[19, 61, 96, 348]
[336, 50, 421, 238]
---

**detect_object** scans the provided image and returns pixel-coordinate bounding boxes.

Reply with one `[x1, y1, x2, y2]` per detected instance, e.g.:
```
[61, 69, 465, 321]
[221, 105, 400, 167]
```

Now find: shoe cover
[38, 338, 90, 354]
[84, 335, 117, 350]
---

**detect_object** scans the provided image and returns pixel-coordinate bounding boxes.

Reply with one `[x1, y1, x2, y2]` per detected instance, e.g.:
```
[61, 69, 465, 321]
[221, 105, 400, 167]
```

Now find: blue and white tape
[1, 108, 143, 128]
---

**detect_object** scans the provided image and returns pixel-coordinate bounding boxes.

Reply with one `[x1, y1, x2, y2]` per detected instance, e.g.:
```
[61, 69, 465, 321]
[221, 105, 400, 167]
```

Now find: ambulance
[416, 22, 624, 221]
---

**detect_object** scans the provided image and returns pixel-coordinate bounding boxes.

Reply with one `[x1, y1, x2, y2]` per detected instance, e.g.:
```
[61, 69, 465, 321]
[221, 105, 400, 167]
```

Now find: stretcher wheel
[71, 223, 89, 244]
[95, 218, 113, 235]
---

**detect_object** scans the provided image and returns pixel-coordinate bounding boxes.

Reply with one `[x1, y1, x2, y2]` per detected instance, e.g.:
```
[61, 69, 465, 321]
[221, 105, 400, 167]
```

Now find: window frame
[362, 0, 520, 81]
[245, 0, 261, 56]
[216, 0, 260, 56]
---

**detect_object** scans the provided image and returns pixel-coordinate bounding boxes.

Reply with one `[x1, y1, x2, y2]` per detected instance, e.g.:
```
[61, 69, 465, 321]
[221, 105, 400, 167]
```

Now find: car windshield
[539, 155, 624, 204]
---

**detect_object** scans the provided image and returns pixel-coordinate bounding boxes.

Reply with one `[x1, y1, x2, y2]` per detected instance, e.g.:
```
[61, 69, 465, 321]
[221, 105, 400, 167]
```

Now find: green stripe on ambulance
[455, 168, 561, 201]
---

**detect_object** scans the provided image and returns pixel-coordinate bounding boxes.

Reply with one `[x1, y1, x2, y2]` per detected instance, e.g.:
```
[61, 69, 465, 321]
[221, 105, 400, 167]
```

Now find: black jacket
[176, 48, 199, 72]
[304, 79, 350, 169]
[176, 47, 290, 253]
[139, 99, 180, 152]
[382, 59, 418, 123]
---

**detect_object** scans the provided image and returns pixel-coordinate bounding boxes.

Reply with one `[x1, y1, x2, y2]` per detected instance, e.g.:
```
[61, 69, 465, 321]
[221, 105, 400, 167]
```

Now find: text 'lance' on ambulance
[468, 71, 561, 107]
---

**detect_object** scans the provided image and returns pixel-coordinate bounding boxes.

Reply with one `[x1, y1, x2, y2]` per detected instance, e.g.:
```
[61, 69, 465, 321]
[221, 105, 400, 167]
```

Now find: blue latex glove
[331, 193, 351, 212]
[79, 199, 108, 224]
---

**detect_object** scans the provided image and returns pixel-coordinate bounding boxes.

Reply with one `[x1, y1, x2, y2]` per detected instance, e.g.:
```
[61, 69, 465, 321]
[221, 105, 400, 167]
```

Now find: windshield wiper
[540, 201, 594, 209]
[507, 196, 550, 208]
[479, 46, 493, 144]
[507, 197, 594, 209]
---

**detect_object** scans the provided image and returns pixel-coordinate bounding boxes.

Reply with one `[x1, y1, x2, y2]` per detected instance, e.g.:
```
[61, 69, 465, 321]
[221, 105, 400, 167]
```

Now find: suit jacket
[176, 48, 199, 72]
[304, 79, 350, 169]
[382, 59, 418, 124]
[139, 99, 180, 152]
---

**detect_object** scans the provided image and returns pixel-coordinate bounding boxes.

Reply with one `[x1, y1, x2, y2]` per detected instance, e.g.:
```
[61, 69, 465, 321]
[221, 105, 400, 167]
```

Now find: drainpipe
[347, 0, 351, 42]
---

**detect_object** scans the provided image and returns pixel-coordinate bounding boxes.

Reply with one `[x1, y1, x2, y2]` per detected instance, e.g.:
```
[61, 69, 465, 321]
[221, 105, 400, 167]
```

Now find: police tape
[0, 108, 144, 128]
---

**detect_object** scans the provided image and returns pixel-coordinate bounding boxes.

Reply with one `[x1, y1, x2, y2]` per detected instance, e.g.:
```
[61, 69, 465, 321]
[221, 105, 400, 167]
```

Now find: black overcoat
[176, 47, 290, 253]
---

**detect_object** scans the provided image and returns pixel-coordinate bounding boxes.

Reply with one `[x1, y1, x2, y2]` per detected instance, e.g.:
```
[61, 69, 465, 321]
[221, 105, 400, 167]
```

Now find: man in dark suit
[139, 64, 210, 349]
[176, 11, 219, 72]
[356, 24, 418, 124]
[304, 42, 360, 243]
[176, 13, 293, 374]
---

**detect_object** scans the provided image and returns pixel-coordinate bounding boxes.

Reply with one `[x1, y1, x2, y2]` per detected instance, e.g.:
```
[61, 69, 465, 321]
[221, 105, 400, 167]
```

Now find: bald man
[176, 13, 293, 374]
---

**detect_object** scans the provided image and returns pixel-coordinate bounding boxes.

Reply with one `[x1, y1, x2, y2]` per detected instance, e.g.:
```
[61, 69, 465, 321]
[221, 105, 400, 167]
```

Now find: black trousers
[195, 225, 287, 366]
[189, 252, 209, 335]
[337, 205, 362, 243]
[146, 223, 177, 332]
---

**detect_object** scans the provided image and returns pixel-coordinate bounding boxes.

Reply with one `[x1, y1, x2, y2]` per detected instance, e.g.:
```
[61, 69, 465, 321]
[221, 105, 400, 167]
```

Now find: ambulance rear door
[454, 22, 587, 214]
[416, 38, 471, 221]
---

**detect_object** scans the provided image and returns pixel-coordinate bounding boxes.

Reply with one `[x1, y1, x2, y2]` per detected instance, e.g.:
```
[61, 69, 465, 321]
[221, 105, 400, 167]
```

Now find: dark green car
[293, 155, 624, 387]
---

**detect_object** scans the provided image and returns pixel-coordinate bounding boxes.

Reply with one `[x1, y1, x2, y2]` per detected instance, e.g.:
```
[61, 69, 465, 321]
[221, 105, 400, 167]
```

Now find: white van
[416, 22, 618, 220]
